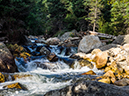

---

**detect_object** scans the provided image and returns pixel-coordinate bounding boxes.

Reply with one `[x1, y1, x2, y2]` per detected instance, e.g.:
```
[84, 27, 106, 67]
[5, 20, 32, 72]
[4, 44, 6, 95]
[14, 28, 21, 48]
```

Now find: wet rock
[3, 82, 27, 90]
[0, 42, 18, 73]
[93, 51, 108, 68]
[45, 80, 129, 96]
[40, 47, 50, 56]
[47, 53, 58, 62]
[0, 73, 5, 83]
[46, 37, 60, 45]
[78, 35, 102, 53]
[81, 70, 96, 75]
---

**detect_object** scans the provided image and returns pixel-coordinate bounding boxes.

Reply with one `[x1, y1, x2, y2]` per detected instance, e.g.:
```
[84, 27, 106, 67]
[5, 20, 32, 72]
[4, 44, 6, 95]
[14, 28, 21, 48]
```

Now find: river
[0, 39, 103, 96]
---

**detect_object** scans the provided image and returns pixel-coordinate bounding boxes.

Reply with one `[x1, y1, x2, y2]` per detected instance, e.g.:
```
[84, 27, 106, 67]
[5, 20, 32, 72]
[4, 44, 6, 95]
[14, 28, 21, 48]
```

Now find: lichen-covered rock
[78, 35, 102, 53]
[0, 42, 18, 73]
[98, 78, 111, 84]
[3, 82, 27, 90]
[0, 73, 5, 83]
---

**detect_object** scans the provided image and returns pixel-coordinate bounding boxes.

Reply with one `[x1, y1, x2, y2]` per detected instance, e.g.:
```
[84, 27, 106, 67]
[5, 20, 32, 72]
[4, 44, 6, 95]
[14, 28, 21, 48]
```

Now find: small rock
[47, 53, 58, 62]
[91, 49, 101, 55]
[103, 70, 115, 78]
[3, 82, 27, 90]
[81, 70, 96, 75]
[78, 59, 94, 69]
[114, 78, 129, 86]
[46, 37, 60, 45]
[0, 73, 5, 83]
[40, 47, 50, 56]
[98, 77, 111, 84]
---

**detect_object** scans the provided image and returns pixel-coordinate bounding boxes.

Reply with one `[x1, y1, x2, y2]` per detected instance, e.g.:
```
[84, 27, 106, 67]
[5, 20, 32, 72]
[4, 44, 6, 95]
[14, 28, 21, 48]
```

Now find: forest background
[0, 0, 129, 39]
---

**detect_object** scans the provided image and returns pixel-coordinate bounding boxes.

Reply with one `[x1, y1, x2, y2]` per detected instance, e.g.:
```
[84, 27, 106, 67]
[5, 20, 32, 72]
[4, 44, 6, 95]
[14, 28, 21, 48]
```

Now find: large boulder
[0, 42, 18, 73]
[78, 35, 102, 53]
[45, 80, 129, 96]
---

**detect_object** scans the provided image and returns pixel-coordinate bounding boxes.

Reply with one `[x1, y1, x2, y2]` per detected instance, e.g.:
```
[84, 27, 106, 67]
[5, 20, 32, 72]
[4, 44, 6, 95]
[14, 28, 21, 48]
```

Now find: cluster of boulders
[71, 34, 129, 86]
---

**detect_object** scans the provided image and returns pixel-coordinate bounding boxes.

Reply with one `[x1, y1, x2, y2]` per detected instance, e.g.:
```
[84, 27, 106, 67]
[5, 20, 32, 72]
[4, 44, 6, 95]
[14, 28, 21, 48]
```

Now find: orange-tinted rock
[93, 51, 108, 68]
[103, 70, 115, 78]
[3, 82, 27, 90]
[81, 70, 96, 75]
[0, 73, 5, 83]
[98, 77, 111, 84]
[91, 49, 101, 55]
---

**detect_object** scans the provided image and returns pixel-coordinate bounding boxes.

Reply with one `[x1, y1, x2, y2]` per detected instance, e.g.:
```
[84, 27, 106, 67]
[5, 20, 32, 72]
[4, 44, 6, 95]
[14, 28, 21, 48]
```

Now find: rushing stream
[0, 39, 103, 96]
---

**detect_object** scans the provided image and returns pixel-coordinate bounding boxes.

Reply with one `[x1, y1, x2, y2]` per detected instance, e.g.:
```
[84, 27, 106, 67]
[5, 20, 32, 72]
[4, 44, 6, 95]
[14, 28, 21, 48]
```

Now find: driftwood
[89, 31, 116, 39]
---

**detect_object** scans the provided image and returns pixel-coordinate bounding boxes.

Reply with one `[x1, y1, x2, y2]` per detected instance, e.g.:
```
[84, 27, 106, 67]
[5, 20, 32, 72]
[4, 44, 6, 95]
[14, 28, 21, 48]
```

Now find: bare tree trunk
[93, 0, 97, 32]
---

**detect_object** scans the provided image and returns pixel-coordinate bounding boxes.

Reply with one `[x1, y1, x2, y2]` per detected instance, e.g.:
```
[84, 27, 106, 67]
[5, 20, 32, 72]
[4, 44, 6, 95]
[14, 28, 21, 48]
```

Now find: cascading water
[0, 39, 103, 96]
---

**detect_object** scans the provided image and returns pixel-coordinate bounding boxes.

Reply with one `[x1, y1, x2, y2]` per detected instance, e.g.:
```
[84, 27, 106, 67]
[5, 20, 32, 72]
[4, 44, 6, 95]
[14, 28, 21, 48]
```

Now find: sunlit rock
[108, 48, 121, 57]
[98, 77, 111, 84]
[93, 51, 108, 68]
[78, 35, 102, 53]
[3, 82, 27, 90]
[103, 70, 115, 78]
[91, 49, 101, 55]
[13, 74, 32, 80]
[124, 66, 129, 75]
[81, 70, 96, 75]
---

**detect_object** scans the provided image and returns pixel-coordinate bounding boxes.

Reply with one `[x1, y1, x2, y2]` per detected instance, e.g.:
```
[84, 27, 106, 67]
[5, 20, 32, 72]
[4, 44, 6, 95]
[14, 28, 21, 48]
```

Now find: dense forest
[0, 0, 129, 38]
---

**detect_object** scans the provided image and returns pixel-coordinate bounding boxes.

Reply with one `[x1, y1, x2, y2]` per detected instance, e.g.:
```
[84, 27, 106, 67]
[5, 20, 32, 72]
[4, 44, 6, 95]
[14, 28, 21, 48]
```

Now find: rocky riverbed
[1, 30, 129, 95]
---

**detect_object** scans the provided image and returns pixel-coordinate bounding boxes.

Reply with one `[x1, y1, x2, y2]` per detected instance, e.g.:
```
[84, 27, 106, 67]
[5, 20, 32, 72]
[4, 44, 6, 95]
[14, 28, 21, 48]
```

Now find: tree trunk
[93, 0, 97, 32]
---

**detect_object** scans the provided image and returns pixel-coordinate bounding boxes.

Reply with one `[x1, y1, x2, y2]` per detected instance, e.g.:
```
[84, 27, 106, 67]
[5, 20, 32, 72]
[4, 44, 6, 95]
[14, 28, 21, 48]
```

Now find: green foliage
[0, 0, 129, 37]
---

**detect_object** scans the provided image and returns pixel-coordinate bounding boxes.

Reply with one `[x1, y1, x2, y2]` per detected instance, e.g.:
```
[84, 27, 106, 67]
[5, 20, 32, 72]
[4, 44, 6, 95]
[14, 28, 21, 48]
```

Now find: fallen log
[89, 31, 116, 39]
